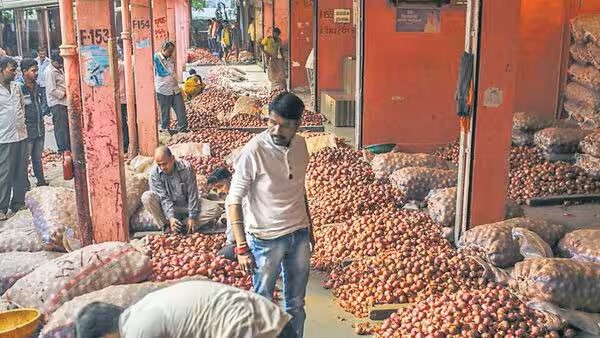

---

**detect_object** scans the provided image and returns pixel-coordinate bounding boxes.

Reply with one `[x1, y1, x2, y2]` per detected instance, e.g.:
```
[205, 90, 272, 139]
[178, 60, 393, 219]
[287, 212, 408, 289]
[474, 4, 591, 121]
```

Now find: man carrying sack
[260, 27, 286, 90]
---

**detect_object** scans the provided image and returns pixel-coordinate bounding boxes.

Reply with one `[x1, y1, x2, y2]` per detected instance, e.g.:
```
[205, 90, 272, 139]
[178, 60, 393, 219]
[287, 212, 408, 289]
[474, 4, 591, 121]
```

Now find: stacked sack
[576, 131, 600, 176]
[566, 15, 600, 129]
[533, 127, 591, 162]
[459, 218, 600, 335]
[512, 112, 553, 147]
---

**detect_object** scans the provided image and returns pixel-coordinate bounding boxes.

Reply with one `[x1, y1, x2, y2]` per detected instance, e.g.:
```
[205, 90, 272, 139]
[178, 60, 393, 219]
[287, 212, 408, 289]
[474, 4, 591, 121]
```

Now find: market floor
[304, 271, 364, 338]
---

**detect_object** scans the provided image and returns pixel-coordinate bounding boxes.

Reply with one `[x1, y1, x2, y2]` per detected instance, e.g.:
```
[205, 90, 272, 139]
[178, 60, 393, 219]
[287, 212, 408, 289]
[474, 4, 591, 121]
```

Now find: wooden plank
[526, 194, 600, 207]
[369, 303, 412, 321]
[216, 126, 326, 133]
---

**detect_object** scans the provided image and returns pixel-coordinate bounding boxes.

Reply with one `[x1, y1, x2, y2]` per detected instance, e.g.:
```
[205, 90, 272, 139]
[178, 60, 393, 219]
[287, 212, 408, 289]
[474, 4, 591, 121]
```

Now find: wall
[514, 1, 565, 118]
[361, 4, 465, 151]
[264, 0, 274, 37]
[274, 0, 289, 44]
[290, 0, 313, 89]
[317, 0, 355, 94]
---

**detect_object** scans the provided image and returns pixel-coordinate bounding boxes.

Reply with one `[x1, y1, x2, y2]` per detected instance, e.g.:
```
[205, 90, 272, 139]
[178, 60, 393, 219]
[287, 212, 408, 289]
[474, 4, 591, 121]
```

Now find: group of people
[75, 92, 314, 338]
[0, 47, 71, 221]
[208, 18, 245, 63]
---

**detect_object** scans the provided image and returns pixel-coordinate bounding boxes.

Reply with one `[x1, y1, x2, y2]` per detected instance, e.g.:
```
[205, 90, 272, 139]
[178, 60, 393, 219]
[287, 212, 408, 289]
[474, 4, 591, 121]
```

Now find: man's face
[267, 112, 299, 147]
[162, 46, 175, 59]
[38, 50, 47, 59]
[155, 154, 175, 175]
[0, 63, 17, 83]
[52, 60, 63, 70]
[273, 31, 280, 39]
[23, 66, 39, 83]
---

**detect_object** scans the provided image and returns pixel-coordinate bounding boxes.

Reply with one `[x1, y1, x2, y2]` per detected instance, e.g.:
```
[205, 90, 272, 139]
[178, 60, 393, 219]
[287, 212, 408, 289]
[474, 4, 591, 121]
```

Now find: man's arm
[149, 171, 176, 220]
[304, 193, 315, 250]
[225, 150, 255, 273]
[46, 70, 65, 100]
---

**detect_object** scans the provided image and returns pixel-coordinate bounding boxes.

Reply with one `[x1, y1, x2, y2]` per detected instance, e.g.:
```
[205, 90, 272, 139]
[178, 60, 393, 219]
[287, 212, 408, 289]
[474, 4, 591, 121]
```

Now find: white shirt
[225, 131, 310, 240]
[305, 49, 315, 70]
[44, 64, 67, 107]
[154, 52, 181, 96]
[0, 81, 27, 144]
[35, 57, 51, 88]
[119, 281, 291, 338]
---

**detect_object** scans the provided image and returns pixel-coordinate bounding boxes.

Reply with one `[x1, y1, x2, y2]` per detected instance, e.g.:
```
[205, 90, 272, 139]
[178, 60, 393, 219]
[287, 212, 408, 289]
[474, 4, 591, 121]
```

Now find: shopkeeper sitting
[141, 146, 222, 234]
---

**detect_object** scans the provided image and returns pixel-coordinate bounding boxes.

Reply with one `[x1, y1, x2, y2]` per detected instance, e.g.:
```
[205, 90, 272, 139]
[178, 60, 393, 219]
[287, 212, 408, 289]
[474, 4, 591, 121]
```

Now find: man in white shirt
[35, 46, 51, 114]
[226, 92, 315, 338]
[73, 280, 295, 338]
[153, 41, 187, 133]
[0, 57, 28, 220]
[44, 53, 70, 153]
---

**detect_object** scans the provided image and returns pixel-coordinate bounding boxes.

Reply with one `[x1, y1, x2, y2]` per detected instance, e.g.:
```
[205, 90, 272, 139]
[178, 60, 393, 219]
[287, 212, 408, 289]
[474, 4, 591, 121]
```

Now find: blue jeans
[248, 228, 311, 338]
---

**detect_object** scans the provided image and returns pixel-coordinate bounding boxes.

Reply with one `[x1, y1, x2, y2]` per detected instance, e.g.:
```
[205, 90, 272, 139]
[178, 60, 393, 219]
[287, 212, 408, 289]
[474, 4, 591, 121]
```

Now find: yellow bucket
[0, 309, 41, 338]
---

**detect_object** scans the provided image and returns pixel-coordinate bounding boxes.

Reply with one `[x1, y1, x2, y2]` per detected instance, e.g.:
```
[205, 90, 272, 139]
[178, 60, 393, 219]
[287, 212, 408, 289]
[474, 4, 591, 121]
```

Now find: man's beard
[271, 135, 288, 146]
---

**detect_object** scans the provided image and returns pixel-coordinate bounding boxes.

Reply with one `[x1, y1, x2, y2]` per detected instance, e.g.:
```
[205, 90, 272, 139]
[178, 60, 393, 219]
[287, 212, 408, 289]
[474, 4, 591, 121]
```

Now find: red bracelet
[234, 245, 250, 255]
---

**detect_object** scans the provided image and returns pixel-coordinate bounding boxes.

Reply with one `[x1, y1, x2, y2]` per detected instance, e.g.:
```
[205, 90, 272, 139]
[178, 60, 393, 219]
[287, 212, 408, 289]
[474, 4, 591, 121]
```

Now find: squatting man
[140, 146, 222, 234]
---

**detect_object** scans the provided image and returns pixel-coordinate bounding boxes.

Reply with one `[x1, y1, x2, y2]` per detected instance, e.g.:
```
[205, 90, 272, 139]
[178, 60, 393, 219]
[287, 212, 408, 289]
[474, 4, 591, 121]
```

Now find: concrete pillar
[131, 0, 159, 156]
[469, 0, 522, 226]
[153, 0, 168, 52]
[74, 0, 129, 242]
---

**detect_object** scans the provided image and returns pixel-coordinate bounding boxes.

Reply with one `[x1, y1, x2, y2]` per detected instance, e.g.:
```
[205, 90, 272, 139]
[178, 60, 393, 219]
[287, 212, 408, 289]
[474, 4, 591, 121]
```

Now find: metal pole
[121, 0, 139, 158]
[58, 0, 94, 246]
[355, 0, 364, 150]
[45, 9, 52, 53]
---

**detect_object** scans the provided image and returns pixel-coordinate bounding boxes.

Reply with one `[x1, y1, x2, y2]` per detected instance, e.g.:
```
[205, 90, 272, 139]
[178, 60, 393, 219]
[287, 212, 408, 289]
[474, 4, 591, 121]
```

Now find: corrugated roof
[0, 0, 58, 10]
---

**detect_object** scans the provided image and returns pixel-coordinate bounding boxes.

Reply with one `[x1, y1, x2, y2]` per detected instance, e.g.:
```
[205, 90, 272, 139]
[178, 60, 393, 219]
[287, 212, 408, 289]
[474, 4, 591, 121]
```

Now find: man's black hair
[50, 53, 64, 64]
[20, 58, 38, 72]
[269, 92, 304, 121]
[74, 302, 124, 338]
[273, 27, 281, 35]
[0, 56, 17, 71]
[207, 167, 232, 184]
[189, 68, 197, 75]
[162, 41, 176, 50]
[37, 45, 47, 52]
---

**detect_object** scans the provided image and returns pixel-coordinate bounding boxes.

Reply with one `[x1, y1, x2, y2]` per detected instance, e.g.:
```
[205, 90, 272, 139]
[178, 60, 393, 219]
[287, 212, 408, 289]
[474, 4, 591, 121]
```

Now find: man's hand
[238, 252, 255, 275]
[309, 231, 316, 253]
[187, 218, 198, 234]
[169, 218, 184, 234]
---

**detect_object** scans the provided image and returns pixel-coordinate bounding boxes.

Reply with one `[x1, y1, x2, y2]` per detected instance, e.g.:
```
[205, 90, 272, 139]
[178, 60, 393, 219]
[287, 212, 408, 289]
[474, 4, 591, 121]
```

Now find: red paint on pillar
[153, 0, 168, 52]
[174, 0, 190, 81]
[264, 1, 274, 37]
[75, 0, 128, 242]
[132, 0, 159, 156]
[514, 0, 565, 118]
[317, 0, 355, 93]
[275, 0, 289, 43]
[470, 0, 522, 226]
[165, 0, 180, 81]
[290, 0, 313, 90]
[362, 4, 465, 152]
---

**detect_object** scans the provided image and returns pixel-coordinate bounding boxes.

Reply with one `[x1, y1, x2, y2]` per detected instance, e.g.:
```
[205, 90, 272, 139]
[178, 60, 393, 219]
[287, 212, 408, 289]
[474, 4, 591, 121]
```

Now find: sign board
[451, 0, 468, 5]
[396, 8, 441, 33]
[334, 9, 351, 24]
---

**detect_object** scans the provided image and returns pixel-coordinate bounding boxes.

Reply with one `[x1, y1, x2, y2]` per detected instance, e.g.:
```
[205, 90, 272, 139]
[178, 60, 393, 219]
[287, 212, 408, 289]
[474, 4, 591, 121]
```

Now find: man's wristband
[234, 245, 250, 255]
